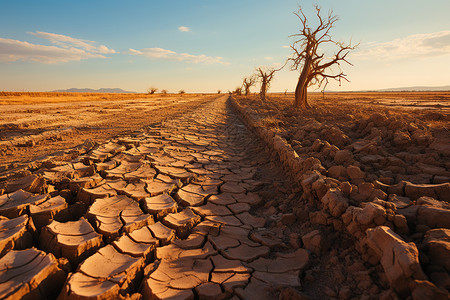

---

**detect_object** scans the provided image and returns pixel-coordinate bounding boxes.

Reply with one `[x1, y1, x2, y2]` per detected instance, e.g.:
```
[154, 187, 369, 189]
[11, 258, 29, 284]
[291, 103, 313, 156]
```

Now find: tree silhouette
[147, 87, 158, 94]
[290, 5, 357, 109]
[242, 75, 257, 96]
[256, 67, 277, 101]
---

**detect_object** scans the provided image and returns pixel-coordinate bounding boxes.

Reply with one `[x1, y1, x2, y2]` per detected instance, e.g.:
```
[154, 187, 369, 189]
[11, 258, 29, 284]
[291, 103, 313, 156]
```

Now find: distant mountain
[51, 88, 137, 93]
[374, 85, 450, 92]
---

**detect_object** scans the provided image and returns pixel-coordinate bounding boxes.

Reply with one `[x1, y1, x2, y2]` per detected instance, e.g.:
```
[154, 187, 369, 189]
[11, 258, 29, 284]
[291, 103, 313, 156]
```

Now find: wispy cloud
[0, 31, 115, 63]
[0, 37, 106, 63]
[178, 26, 190, 32]
[127, 47, 228, 65]
[30, 31, 115, 54]
[354, 30, 450, 60]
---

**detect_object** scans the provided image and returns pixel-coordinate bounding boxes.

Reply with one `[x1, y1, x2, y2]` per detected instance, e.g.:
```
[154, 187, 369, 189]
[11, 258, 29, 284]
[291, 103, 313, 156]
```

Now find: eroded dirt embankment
[232, 94, 450, 299]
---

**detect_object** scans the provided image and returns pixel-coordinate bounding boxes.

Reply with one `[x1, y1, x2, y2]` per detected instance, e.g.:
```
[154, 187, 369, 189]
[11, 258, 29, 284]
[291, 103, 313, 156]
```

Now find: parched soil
[0, 93, 216, 168]
[0, 92, 449, 299]
[233, 92, 450, 299]
[237, 92, 450, 185]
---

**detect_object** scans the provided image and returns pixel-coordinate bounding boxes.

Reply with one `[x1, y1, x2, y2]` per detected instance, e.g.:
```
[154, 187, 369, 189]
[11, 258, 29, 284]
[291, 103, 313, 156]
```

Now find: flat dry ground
[0, 92, 217, 167]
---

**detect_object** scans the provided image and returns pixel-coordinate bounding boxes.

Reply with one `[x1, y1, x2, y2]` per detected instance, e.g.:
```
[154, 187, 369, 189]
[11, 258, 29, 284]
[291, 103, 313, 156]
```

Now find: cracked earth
[0, 96, 315, 299]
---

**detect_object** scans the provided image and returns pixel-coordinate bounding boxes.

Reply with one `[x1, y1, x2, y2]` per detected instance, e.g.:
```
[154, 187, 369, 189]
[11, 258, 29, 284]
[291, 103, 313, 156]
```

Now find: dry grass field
[0, 92, 216, 167]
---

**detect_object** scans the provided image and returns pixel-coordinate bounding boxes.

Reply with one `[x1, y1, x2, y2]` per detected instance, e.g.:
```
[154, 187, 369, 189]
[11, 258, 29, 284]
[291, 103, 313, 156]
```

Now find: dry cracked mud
[0, 95, 443, 299]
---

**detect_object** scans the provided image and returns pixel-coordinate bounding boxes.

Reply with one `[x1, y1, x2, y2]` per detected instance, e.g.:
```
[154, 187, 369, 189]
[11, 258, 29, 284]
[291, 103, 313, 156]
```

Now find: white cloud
[0, 37, 105, 63]
[0, 31, 115, 63]
[282, 45, 290, 49]
[127, 47, 228, 65]
[354, 30, 450, 61]
[178, 26, 190, 32]
[30, 31, 115, 54]
[264, 56, 273, 60]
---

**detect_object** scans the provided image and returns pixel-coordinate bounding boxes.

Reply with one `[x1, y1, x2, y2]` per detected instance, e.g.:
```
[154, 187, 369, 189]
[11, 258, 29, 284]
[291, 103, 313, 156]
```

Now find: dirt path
[0, 95, 299, 299]
[1, 95, 397, 299]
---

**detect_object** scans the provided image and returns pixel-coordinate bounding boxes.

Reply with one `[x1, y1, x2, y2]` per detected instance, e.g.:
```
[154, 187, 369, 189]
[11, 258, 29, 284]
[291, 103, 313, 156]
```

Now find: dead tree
[289, 5, 357, 109]
[233, 86, 242, 95]
[147, 87, 158, 94]
[256, 67, 277, 101]
[242, 75, 257, 96]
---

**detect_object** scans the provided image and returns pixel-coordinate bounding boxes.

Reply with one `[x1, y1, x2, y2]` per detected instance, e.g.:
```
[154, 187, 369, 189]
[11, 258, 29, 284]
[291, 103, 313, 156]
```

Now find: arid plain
[0, 92, 449, 299]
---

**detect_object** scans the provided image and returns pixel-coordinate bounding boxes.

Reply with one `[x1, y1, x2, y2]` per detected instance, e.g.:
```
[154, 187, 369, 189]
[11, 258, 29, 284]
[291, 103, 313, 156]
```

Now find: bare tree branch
[242, 75, 257, 96]
[256, 66, 278, 101]
[289, 5, 357, 109]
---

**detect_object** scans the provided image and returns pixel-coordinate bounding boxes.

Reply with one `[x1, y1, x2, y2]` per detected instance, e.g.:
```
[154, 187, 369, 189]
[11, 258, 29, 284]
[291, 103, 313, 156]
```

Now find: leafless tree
[256, 67, 277, 101]
[161, 89, 168, 94]
[289, 5, 357, 109]
[217, 90, 221, 94]
[242, 75, 257, 96]
[233, 86, 242, 95]
[179, 90, 185, 94]
[147, 87, 158, 94]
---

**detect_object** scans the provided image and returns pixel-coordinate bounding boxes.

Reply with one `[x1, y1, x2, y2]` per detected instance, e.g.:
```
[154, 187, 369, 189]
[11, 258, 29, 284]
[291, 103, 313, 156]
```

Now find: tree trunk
[294, 74, 309, 108]
[294, 56, 312, 109]
[260, 81, 267, 101]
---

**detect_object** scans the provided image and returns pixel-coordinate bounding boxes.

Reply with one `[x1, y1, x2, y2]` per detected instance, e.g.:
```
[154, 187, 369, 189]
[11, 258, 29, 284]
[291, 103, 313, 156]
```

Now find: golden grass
[0, 92, 214, 105]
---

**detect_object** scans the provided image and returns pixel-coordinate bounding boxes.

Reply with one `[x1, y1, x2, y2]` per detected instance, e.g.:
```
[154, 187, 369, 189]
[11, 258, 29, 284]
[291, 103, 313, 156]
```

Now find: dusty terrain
[0, 93, 215, 168]
[0, 92, 448, 299]
[233, 91, 450, 299]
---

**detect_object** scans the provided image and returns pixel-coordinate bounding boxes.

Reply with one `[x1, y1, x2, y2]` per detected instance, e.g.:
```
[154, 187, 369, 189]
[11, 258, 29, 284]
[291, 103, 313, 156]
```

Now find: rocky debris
[86, 195, 153, 242]
[0, 248, 67, 299]
[321, 188, 349, 218]
[302, 230, 326, 255]
[40, 217, 103, 267]
[231, 96, 450, 299]
[0, 215, 35, 257]
[416, 198, 450, 229]
[376, 180, 450, 203]
[365, 226, 428, 296]
[422, 228, 450, 292]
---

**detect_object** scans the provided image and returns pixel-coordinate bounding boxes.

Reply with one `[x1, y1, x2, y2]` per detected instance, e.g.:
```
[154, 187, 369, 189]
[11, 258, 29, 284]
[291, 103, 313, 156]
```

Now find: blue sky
[1, 0, 449, 92]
